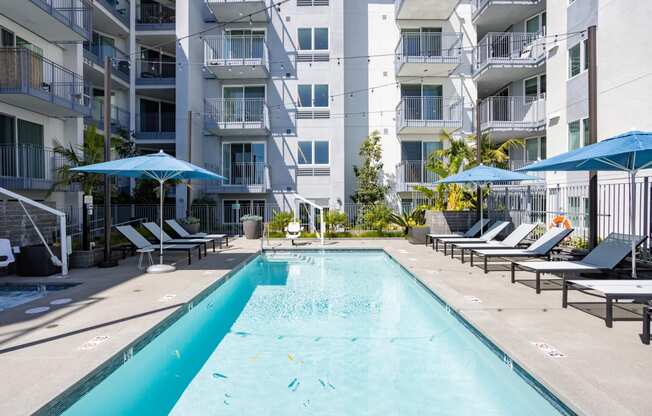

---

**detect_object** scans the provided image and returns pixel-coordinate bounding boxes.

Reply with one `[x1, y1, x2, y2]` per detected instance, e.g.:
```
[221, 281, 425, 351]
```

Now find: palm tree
[48, 125, 124, 200]
[416, 130, 523, 210]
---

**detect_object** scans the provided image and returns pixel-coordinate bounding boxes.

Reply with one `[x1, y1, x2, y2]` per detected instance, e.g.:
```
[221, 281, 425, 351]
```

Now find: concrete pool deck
[0, 238, 650, 415]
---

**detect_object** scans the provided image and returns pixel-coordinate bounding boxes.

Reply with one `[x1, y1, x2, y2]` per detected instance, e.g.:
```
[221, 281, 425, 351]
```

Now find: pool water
[0, 283, 77, 311]
[63, 251, 568, 415]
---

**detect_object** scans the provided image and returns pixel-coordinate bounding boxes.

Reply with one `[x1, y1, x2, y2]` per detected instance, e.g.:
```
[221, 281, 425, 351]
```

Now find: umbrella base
[147, 264, 176, 274]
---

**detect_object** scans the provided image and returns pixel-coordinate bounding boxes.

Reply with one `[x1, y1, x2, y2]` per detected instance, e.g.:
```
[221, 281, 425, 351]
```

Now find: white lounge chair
[142, 222, 214, 253]
[0, 239, 15, 268]
[451, 223, 537, 262]
[165, 219, 228, 247]
[286, 222, 302, 246]
[513, 233, 647, 294]
[437, 221, 511, 255]
[563, 279, 652, 328]
[428, 218, 490, 249]
[471, 227, 574, 273]
[116, 225, 202, 265]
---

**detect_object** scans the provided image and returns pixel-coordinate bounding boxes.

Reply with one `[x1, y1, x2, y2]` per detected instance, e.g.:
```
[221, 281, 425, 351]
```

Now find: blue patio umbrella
[436, 164, 540, 235]
[519, 130, 652, 277]
[71, 150, 227, 273]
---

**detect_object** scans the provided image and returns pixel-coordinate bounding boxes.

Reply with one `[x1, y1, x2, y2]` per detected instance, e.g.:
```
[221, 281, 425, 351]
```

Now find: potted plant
[178, 217, 201, 234]
[241, 214, 263, 239]
[390, 206, 429, 244]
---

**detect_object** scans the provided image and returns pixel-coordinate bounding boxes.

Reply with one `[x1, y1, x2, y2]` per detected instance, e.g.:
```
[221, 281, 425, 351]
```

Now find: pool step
[264, 253, 315, 264]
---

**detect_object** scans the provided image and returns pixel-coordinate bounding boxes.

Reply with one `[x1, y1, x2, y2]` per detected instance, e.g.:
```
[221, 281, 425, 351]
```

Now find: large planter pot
[182, 222, 201, 234]
[16, 244, 61, 276]
[407, 226, 430, 244]
[243, 219, 262, 239]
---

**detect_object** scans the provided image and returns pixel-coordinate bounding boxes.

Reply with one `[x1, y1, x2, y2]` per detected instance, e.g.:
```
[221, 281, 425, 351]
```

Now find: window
[568, 120, 580, 150]
[524, 74, 546, 97]
[525, 12, 546, 34]
[568, 43, 581, 78]
[569, 40, 589, 79]
[297, 28, 329, 51]
[297, 84, 329, 108]
[526, 136, 546, 161]
[568, 118, 589, 150]
[0, 114, 15, 177]
[582, 118, 590, 146]
[298, 140, 329, 165]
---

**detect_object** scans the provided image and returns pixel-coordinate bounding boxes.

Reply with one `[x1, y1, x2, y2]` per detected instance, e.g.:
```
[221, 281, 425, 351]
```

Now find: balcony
[205, 0, 270, 24]
[94, 0, 130, 33]
[203, 35, 269, 79]
[395, 32, 462, 77]
[473, 32, 546, 96]
[87, 103, 130, 134]
[0, 48, 91, 117]
[83, 43, 130, 85]
[480, 95, 546, 140]
[204, 98, 270, 136]
[396, 96, 463, 135]
[0, 0, 92, 42]
[136, 59, 176, 87]
[395, 0, 459, 20]
[472, 0, 544, 37]
[135, 112, 176, 142]
[396, 160, 440, 192]
[207, 162, 271, 193]
[0, 145, 77, 192]
[136, 2, 175, 31]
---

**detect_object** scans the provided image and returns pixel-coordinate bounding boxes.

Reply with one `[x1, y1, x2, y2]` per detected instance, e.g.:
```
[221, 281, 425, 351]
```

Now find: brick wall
[0, 201, 59, 247]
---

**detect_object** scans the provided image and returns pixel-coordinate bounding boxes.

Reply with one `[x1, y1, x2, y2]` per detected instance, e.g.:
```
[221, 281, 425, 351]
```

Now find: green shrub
[363, 204, 392, 232]
[325, 210, 348, 233]
[269, 211, 294, 232]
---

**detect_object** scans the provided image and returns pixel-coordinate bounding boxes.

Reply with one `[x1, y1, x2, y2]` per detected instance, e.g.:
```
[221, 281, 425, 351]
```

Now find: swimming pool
[56, 250, 572, 415]
[0, 283, 77, 311]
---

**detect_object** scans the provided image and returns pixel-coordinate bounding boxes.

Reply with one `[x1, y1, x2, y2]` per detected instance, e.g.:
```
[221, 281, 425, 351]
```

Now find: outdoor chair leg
[461, 249, 465, 263]
[484, 256, 488, 274]
[470, 251, 474, 267]
[212, 240, 216, 252]
[435, 240, 438, 251]
[225, 236, 229, 247]
[535, 271, 541, 294]
[510, 262, 516, 283]
[188, 251, 192, 265]
[198, 246, 202, 260]
[443, 243, 447, 256]
[606, 296, 614, 328]
[562, 277, 568, 308]
[643, 307, 651, 345]
[451, 246, 455, 259]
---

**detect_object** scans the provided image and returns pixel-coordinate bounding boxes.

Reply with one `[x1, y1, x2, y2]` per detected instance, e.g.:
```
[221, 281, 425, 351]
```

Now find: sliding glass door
[222, 142, 265, 185]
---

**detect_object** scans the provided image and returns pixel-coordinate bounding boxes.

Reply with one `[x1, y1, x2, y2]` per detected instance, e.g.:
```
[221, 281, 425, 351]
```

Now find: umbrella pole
[480, 184, 484, 236]
[160, 180, 164, 265]
[631, 171, 637, 278]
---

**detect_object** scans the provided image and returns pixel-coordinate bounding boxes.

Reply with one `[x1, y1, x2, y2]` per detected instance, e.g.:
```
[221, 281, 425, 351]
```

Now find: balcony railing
[204, 34, 268, 67]
[507, 159, 546, 179]
[136, 2, 175, 27]
[480, 95, 546, 130]
[89, 102, 130, 132]
[204, 98, 269, 130]
[0, 47, 90, 116]
[396, 96, 463, 130]
[395, 32, 462, 64]
[84, 43, 130, 81]
[136, 60, 176, 84]
[396, 160, 440, 191]
[474, 32, 545, 72]
[137, 112, 176, 134]
[30, 0, 93, 40]
[0, 145, 75, 191]
[96, 0, 130, 26]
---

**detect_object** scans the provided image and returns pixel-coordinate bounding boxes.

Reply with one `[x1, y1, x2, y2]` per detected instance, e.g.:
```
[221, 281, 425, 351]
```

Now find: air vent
[297, 52, 330, 63]
[297, 0, 329, 6]
[297, 167, 331, 176]
[296, 110, 330, 119]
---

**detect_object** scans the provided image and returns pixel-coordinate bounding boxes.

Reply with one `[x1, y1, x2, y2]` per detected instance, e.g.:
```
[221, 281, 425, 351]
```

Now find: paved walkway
[0, 238, 650, 415]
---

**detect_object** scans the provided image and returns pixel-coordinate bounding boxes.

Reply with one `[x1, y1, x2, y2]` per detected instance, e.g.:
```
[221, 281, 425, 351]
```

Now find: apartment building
[0, 0, 91, 210]
[2, 0, 650, 229]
